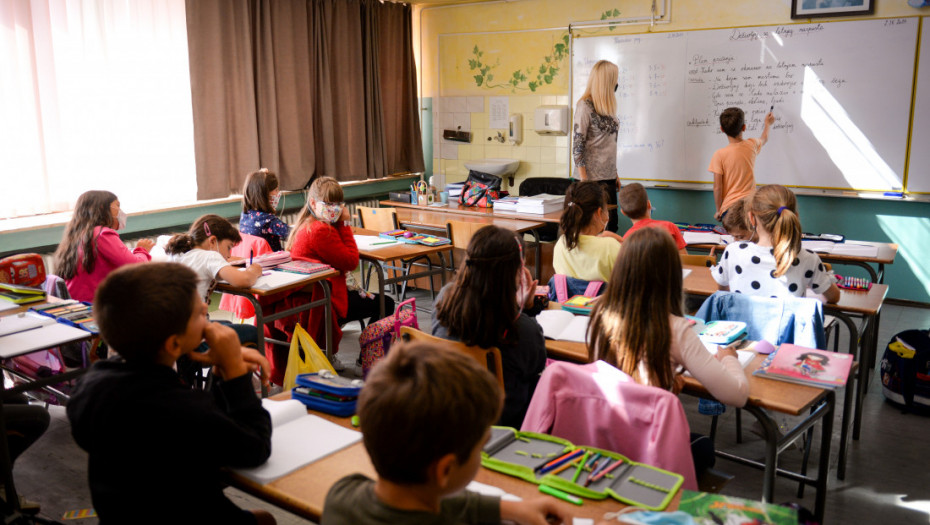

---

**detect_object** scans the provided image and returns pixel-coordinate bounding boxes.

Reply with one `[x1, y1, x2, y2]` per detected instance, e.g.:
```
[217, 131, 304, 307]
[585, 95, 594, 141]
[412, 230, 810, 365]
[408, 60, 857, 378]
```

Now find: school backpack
[880, 329, 930, 413]
[547, 274, 604, 303]
[0, 253, 46, 289]
[358, 298, 419, 377]
[459, 170, 502, 208]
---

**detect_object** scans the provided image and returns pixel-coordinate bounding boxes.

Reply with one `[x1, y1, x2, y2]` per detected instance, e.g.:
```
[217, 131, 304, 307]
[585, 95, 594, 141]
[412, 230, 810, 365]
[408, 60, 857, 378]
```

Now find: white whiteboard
[572, 18, 919, 192]
[907, 19, 930, 194]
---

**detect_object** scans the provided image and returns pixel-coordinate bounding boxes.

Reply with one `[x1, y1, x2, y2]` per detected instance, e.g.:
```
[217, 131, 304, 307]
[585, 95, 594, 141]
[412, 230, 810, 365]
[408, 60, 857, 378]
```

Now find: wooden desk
[688, 241, 898, 285]
[381, 199, 566, 224]
[228, 406, 674, 521]
[392, 208, 547, 278]
[542, 333, 837, 523]
[353, 227, 454, 317]
[0, 300, 94, 516]
[216, 269, 339, 393]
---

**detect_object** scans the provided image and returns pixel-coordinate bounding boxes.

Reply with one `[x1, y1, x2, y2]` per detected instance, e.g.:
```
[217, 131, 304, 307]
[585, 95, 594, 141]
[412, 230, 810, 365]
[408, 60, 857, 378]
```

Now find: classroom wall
[416, 0, 930, 303]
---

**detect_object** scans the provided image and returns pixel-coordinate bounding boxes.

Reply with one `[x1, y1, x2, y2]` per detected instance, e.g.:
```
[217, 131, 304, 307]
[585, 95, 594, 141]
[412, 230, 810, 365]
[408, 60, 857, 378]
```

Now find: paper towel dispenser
[534, 105, 569, 136]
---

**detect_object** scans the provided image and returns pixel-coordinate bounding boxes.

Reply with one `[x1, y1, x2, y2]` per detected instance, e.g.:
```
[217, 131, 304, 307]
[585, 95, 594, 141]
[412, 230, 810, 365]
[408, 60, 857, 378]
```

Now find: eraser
[754, 340, 776, 355]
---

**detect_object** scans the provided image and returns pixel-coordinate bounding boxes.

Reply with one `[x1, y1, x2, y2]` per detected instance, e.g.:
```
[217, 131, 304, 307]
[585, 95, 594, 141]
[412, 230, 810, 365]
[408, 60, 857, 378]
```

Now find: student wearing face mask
[239, 168, 290, 252]
[432, 225, 546, 428]
[54, 190, 155, 302]
[284, 176, 394, 372]
[553, 181, 623, 283]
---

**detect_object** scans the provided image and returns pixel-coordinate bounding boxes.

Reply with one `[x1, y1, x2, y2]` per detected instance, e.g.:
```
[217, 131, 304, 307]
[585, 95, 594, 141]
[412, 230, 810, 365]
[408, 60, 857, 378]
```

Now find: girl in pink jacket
[54, 191, 154, 302]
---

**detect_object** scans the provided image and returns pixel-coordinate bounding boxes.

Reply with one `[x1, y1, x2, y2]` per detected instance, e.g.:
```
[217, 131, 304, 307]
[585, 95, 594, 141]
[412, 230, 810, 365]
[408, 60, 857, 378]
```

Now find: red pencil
[586, 458, 624, 486]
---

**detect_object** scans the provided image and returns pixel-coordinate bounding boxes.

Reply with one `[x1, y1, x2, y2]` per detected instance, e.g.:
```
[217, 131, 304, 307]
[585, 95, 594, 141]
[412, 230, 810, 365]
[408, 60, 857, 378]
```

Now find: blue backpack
[880, 329, 930, 413]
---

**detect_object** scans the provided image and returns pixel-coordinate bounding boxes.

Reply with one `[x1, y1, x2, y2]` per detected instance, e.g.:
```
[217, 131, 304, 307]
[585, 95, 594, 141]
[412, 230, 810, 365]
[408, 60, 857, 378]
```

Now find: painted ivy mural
[467, 32, 570, 92]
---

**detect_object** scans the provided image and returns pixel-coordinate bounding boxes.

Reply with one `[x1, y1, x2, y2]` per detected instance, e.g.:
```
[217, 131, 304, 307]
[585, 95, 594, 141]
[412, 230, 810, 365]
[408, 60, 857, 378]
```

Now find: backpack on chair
[358, 298, 418, 376]
[881, 329, 930, 413]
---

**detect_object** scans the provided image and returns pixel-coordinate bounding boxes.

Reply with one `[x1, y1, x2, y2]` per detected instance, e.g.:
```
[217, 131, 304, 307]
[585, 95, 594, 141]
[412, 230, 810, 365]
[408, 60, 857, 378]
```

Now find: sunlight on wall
[877, 214, 930, 297]
[800, 67, 901, 191]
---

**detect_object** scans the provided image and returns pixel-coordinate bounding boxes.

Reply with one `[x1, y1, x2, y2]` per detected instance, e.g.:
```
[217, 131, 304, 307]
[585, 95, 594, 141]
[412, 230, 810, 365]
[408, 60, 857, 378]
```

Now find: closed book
[276, 261, 331, 275]
[698, 321, 747, 345]
[753, 344, 853, 389]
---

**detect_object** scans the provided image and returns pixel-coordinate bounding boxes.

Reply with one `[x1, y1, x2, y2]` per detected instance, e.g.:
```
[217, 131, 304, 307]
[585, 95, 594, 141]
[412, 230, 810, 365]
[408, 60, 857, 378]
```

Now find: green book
[678, 489, 798, 524]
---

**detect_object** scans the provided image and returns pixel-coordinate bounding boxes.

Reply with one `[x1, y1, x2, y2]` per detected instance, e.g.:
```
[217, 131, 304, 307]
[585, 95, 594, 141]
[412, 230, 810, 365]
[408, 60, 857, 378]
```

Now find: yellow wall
[416, 0, 919, 189]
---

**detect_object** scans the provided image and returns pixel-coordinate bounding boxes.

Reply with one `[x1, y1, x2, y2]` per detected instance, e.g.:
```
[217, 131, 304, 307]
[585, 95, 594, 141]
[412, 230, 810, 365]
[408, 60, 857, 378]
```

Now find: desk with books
[0, 299, 95, 517]
[215, 268, 339, 395]
[352, 227, 454, 317]
[226, 397, 678, 522]
[391, 207, 547, 279]
[381, 199, 567, 224]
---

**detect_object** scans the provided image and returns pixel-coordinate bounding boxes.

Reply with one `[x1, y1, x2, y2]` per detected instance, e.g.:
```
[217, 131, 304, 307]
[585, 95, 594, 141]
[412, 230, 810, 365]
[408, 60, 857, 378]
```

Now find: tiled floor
[9, 291, 930, 524]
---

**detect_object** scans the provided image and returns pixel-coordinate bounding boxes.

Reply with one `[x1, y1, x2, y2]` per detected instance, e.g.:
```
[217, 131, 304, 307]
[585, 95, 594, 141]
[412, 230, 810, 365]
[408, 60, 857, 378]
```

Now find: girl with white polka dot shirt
[711, 185, 840, 303]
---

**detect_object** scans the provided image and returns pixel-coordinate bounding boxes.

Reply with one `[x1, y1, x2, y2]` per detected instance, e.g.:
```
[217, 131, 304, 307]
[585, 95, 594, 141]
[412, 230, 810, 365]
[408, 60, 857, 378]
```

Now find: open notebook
[536, 310, 589, 344]
[233, 399, 362, 484]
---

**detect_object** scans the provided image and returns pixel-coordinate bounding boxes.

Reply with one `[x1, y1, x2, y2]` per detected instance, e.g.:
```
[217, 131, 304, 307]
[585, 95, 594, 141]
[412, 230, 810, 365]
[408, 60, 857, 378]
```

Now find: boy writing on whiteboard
[67, 263, 275, 524]
[709, 107, 775, 221]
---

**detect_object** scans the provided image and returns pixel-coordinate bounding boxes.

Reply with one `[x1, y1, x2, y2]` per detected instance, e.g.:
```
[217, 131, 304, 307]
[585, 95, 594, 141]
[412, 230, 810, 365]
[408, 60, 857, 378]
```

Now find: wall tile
[524, 146, 541, 163]
[441, 143, 458, 160]
[454, 112, 471, 131]
[540, 147, 556, 164]
[467, 96, 485, 113]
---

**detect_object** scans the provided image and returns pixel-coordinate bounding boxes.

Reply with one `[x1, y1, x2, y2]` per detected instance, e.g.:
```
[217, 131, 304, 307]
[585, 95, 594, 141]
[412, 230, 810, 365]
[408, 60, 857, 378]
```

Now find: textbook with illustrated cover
[753, 344, 853, 389]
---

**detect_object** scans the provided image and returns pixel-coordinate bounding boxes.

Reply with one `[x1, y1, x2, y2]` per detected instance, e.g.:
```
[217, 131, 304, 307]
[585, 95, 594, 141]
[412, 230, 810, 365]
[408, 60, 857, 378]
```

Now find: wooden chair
[356, 206, 399, 231]
[444, 220, 487, 271]
[681, 253, 717, 268]
[399, 326, 505, 390]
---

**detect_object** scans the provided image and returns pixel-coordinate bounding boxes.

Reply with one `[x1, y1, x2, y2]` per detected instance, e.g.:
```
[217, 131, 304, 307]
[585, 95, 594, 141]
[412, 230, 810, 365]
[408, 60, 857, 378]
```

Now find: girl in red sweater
[286, 177, 394, 369]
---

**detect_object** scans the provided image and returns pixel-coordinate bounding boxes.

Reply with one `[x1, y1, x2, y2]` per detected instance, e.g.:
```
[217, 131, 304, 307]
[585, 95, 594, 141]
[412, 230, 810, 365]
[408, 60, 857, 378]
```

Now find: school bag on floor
[880, 329, 930, 413]
[358, 298, 418, 376]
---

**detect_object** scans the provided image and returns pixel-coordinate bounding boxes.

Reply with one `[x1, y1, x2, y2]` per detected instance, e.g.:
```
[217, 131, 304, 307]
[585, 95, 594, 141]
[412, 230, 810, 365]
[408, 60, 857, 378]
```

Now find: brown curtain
[186, 0, 424, 198]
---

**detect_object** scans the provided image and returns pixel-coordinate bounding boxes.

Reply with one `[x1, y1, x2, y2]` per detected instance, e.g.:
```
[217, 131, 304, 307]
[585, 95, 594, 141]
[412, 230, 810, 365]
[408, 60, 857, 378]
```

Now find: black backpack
[880, 329, 930, 413]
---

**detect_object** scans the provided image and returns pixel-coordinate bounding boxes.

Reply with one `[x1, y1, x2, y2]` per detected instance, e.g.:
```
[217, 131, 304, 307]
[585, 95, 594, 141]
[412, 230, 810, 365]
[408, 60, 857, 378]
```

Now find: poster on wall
[439, 29, 570, 96]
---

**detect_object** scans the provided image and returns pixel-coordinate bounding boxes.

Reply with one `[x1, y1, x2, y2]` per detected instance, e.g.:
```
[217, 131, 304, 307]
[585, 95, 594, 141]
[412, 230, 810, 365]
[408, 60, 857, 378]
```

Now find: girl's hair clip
[777, 206, 787, 216]
[203, 221, 212, 237]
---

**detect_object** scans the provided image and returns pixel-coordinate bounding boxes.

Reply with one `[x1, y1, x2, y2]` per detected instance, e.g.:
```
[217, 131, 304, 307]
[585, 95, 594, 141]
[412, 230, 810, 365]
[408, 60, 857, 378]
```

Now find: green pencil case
[481, 426, 683, 511]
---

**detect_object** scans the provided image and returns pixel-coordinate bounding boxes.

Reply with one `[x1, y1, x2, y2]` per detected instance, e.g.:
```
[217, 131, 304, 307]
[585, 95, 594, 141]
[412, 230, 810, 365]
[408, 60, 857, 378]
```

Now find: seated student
[322, 341, 574, 525]
[432, 225, 546, 428]
[286, 176, 394, 371]
[553, 181, 622, 283]
[54, 190, 155, 302]
[720, 197, 752, 241]
[164, 214, 262, 353]
[239, 168, 290, 252]
[619, 183, 687, 252]
[711, 185, 840, 303]
[66, 263, 274, 524]
[588, 227, 749, 476]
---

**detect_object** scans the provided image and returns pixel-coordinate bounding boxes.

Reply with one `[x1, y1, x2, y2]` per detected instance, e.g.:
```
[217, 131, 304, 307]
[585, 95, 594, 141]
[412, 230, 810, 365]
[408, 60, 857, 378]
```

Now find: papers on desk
[0, 301, 19, 313]
[801, 240, 879, 258]
[353, 235, 399, 250]
[234, 399, 362, 484]
[536, 310, 589, 344]
[0, 312, 56, 337]
[0, 321, 89, 359]
[683, 231, 722, 245]
[252, 270, 315, 291]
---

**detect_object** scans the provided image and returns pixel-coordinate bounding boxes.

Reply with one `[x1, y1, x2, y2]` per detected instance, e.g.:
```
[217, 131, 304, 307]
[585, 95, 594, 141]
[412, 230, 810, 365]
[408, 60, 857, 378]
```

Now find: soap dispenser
[508, 114, 523, 145]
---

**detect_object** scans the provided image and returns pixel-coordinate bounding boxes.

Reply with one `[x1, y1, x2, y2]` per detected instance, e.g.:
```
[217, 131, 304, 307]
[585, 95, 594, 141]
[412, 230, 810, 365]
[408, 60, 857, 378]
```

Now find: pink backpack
[358, 298, 418, 376]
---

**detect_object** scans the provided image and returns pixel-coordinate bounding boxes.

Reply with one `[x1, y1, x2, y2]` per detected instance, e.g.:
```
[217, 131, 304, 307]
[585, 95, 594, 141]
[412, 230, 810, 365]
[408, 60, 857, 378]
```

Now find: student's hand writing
[188, 322, 250, 381]
[500, 498, 574, 525]
[240, 347, 271, 388]
[247, 263, 263, 279]
[765, 112, 775, 126]
[137, 238, 156, 251]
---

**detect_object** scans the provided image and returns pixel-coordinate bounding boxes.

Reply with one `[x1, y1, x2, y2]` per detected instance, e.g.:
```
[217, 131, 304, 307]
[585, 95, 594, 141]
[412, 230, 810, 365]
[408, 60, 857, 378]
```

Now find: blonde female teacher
[573, 59, 621, 234]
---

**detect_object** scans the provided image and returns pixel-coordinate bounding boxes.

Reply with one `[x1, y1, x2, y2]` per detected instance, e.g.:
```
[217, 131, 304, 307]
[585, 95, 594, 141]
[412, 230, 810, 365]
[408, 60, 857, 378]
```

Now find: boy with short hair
[720, 197, 752, 241]
[322, 342, 574, 524]
[619, 183, 687, 252]
[709, 107, 775, 221]
[67, 263, 275, 525]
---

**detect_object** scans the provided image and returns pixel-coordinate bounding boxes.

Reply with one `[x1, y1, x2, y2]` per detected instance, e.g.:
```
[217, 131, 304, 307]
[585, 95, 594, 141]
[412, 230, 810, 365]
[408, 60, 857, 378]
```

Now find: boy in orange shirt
[709, 107, 775, 221]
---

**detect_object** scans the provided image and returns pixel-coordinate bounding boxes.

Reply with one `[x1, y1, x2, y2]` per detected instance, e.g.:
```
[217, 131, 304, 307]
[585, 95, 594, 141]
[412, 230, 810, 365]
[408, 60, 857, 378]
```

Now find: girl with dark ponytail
[712, 185, 840, 303]
[553, 181, 623, 282]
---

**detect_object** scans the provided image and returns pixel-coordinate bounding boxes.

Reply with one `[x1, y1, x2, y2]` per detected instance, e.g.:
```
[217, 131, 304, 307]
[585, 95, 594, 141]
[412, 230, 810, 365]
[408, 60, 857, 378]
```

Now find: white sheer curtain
[0, 0, 195, 220]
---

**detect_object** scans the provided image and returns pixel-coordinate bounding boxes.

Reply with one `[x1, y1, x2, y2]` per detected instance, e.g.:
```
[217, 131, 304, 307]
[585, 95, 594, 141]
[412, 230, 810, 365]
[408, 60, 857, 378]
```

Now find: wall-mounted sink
[463, 158, 520, 177]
